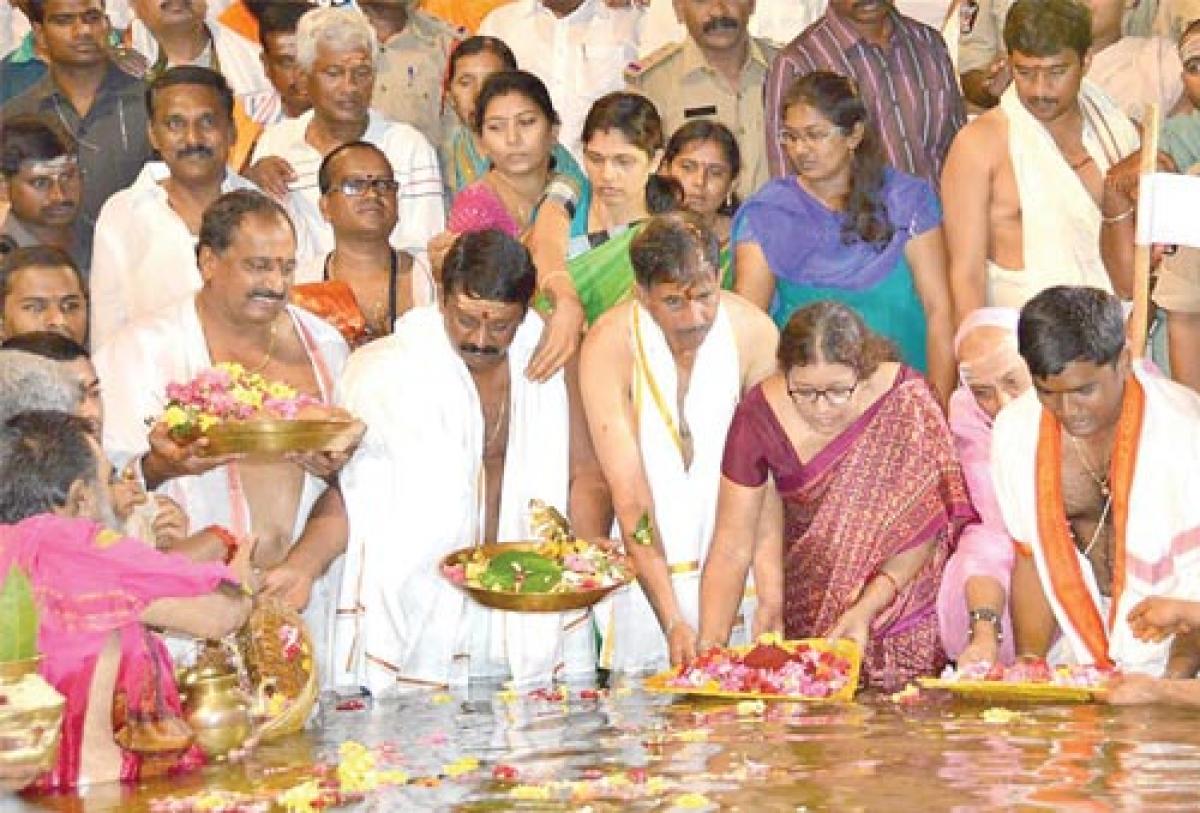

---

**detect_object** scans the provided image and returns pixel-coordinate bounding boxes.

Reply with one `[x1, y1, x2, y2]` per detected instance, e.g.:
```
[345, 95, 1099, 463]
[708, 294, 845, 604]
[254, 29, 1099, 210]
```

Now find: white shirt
[129, 19, 281, 124]
[88, 163, 260, 352]
[1087, 37, 1183, 126]
[1, 1, 30, 60]
[251, 109, 445, 259]
[479, 0, 643, 159]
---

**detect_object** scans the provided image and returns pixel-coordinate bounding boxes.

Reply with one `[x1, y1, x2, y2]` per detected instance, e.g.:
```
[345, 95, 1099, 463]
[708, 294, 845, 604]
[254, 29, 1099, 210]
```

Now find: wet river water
[10, 676, 1200, 812]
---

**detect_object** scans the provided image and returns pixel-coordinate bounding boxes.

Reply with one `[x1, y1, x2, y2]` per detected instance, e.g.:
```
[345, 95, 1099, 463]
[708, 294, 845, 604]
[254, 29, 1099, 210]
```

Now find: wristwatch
[968, 608, 1003, 643]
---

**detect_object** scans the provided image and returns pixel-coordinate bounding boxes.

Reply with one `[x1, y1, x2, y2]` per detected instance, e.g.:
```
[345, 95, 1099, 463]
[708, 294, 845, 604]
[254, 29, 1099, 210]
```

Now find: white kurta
[88, 164, 260, 353]
[1087, 37, 1182, 126]
[600, 302, 747, 674]
[479, 0, 642, 161]
[992, 363, 1200, 674]
[94, 297, 350, 682]
[251, 110, 445, 259]
[129, 19, 280, 124]
[335, 306, 592, 694]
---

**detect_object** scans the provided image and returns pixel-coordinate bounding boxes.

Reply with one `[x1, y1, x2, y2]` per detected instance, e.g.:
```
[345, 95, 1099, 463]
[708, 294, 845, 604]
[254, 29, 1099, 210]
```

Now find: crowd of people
[5, 0, 1200, 794]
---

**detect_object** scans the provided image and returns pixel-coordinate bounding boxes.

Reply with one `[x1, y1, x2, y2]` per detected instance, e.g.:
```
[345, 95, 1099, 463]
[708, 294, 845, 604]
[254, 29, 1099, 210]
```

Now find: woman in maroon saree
[698, 301, 974, 689]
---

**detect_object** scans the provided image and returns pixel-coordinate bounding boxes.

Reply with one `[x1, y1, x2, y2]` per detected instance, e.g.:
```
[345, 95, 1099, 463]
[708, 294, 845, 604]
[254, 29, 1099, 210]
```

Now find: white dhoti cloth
[335, 305, 592, 695]
[94, 298, 350, 683]
[992, 81, 1139, 308]
[992, 362, 1200, 674]
[600, 301, 749, 674]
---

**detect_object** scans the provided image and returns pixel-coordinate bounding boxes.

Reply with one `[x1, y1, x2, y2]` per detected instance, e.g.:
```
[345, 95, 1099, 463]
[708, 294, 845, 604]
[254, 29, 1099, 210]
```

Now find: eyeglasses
[336, 178, 400, 197]
[787, 381, 858, 406]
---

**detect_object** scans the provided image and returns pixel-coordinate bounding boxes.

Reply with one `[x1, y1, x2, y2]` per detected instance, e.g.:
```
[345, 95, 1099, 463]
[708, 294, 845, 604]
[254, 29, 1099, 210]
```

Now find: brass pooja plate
[201, 419, 364, 456]
[441, 541, 634, 613]
[644, 638, 862, 702]
[916, 677, 1107, 703]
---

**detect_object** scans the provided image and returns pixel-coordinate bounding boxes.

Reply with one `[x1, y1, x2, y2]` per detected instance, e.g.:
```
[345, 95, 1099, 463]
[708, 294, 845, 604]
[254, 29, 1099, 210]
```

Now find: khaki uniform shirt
[372, 11, 464, 150]
[626, 37, 776, 200]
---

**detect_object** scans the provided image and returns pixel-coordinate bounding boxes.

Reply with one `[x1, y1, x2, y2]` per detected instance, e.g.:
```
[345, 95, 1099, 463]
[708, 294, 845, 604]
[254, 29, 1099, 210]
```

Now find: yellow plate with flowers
[440, 541, 634, 613]
[201, 418, 364, 456]
[916, 677, 1106, 703]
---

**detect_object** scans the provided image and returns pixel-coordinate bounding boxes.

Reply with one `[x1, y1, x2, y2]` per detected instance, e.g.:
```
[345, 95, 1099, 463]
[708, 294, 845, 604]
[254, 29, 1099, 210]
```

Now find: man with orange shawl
[995, 286, 1200, 675]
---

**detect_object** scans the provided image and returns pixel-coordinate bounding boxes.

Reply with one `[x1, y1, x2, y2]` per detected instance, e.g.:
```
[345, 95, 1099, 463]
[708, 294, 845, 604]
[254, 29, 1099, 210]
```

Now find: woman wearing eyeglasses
[733, 71, 956, 406]
[697, 301, 974, 690]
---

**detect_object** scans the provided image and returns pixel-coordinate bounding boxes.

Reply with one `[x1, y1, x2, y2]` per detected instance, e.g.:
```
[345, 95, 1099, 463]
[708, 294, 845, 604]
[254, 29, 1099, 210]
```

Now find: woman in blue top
[733, 71, 955, 404]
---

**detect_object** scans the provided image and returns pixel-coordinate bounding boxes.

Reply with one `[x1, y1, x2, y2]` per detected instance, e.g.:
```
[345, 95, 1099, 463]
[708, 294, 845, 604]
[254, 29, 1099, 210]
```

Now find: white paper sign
[1136, 172, 1200, 247]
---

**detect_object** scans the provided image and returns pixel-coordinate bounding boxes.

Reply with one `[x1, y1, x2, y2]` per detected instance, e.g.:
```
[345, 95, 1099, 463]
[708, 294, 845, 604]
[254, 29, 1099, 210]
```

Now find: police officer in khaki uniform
[361, 0, 464, 150]
[626, 0, 775, 200]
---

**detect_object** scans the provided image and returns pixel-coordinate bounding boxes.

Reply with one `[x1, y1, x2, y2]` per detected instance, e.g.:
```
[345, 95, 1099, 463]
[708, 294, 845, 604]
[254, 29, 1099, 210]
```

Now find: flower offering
[161, 362, 329, 440]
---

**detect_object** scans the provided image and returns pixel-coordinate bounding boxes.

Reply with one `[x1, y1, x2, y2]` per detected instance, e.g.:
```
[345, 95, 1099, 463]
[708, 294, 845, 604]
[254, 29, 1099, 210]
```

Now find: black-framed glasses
[787, 381, 858, 406]
[336, 178, 399, 197]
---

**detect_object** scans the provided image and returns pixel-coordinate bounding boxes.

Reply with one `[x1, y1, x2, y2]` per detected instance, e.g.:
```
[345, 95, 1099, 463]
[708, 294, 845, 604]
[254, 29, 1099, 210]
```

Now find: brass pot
[181, 673, 251, 760]
[0, 657, 40, 685]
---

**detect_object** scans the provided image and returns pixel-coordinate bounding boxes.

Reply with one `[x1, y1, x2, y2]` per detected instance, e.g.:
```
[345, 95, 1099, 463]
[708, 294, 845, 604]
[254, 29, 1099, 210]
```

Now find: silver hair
[0, 349, 79, 425]
[295, 6, 379, 72]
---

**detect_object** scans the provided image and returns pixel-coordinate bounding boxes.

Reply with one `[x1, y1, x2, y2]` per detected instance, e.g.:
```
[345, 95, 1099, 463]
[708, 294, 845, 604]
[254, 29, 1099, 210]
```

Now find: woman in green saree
[527, 91, 678, 349]
[659, 120, 742, 291]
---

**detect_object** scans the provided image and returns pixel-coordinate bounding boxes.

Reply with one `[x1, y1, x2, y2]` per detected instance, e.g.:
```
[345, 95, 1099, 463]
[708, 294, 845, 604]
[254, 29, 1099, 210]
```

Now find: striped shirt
[764, 9, 966, 186]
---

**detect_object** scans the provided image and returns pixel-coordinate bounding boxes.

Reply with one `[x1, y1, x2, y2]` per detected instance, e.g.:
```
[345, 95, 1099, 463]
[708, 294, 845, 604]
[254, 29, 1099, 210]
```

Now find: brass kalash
[178, 600, 318, 759]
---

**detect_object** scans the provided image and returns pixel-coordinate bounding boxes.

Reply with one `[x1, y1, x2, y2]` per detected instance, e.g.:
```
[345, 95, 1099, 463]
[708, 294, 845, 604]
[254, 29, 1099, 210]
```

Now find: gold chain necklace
[1069, 432, 1111, 498]
[245, 318, 279, 375]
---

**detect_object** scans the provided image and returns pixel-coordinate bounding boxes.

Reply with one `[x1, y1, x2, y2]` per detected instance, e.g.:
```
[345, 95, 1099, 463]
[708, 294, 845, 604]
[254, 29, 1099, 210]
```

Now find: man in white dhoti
[335, 229, 611, 694]
[994, 286, 1200, 676]
[579, 212, 779, 672]
[95, 190, 353, 681]
[941, 0, 1140, 321]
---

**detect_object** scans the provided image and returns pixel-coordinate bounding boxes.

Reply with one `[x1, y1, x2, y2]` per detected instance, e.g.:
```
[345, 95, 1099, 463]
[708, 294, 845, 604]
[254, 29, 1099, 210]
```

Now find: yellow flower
[674, 792, 713, 809]
[510, 784, 552, 800]
[443, 756, 479, 777]
[231, 386, 264, 408]
[267, 381, 298, 399]
[981, 707, 1021, 724]
[198, 414, 219, 432]
[736, 699, 766, 716]
[676, 729, 709, 742]
[495, 687, 519, 704]
[277, 780, 321, 813]
[218, 361, 245, 377]
[378, 769, 409, 786]
[647, 777, 669, 794]
[431, 692, 453, 705]
[163, 405, 190, 428]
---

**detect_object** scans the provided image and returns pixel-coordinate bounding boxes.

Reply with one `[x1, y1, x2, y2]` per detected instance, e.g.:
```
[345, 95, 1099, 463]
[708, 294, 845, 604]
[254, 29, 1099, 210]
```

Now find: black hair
[0, 410, 98, 523]
[197, 190, 295, 258]
[630, 211, 720, 288]
[0, 116, 75, 177]
[662, 119, 742, 216]
[473, 69, 560, 134]
[1017, 285, 1125, 378]
[146, 65, 236, 122]
[0, 246, 83, 307]
[1, 331, 89, 361]
[442, 229, 536, 306]
[447, 35, 518, 85]
[1004, 0, 1092, 59]
[783, 72, 892, 250]
[582, 93, 676, 216]
[257, 0, 315, 49]
[778, 300, 898, 378]
[318, 140, 391, 194]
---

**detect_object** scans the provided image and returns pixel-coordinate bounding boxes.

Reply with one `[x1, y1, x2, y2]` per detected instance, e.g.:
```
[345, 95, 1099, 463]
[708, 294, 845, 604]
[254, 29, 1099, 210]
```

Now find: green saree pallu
[567, 226, 643, 325]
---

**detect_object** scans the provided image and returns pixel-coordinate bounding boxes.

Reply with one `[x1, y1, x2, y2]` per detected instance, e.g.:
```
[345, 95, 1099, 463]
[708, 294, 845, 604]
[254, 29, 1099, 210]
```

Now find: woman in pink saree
[698, 302, 974, 689]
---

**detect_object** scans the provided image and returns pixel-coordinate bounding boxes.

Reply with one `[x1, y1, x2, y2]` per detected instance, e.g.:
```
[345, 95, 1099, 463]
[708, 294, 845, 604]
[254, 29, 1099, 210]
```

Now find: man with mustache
[625, 0, 775, 198]
[334, 228, 612, 692]
[579, 211, 779, 671]
[994, 286, 1200, 678]
[248, 5, 444, 262]
[0, 245, 87, 345]
[941, 0, 1139, 320]
[2, 0, 152, 265]
[0, 116, 86, 274]
[764, 0, 964, 187]
[257, 0, 312, 123]
[89, 66, 263, 350]
[95, 189, 353, 682]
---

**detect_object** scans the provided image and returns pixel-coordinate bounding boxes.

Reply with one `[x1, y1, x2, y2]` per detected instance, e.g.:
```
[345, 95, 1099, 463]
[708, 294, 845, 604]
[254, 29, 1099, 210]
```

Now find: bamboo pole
[1130, 104, 1159, 357]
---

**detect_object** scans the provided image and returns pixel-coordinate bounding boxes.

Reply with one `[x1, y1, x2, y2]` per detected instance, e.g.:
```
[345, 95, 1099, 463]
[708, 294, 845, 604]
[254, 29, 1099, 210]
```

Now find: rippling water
[12, 676, 1200, 811]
